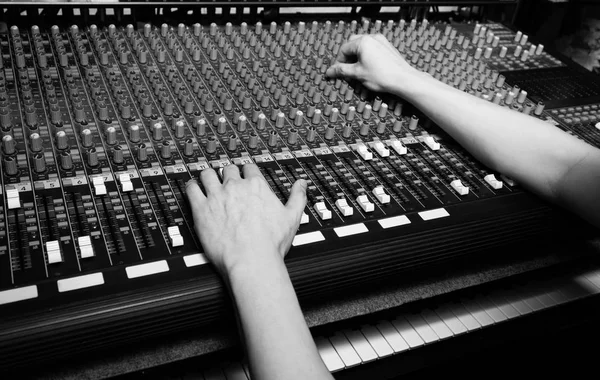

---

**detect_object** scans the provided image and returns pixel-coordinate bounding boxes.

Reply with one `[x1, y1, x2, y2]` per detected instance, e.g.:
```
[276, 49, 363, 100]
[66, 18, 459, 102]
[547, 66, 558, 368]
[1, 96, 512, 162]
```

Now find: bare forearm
[225, 254, 332, 380]
[391, 71, 596, 201]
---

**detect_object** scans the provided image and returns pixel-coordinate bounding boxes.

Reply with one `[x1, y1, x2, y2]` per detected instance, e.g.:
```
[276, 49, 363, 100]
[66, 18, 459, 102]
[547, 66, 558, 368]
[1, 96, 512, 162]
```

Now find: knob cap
[30, 133, 43, 152]
[206, 136, 217, 154]
[184, 138, 194, 156]
[81, 129, 93, 147]
[227, 134, 237, 151]
[87, 148, 98, 167]
[56, 130, 68, 150]
[34, 153, 46, 173]
[4, 156, 18, 176]
[152, 122, 163, 140]
[2, 135, 16, 155]
[161, 141, 172, 159]
[138, 144, 148, 161]
[248, 132, 259, 149]
[113, 146, 124, 164]
[287, 128, 299, 145]
[60, 151, 73, 170]
[174, 120, 185, 139]
[106, 126, 117, 145]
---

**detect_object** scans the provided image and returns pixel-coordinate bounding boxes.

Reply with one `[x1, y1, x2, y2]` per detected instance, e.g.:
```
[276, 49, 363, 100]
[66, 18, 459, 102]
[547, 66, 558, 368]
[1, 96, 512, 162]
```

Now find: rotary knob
[60, 151, 73, 170]
[161, 141, 172, 159]
[152, 122, 163, 140]
[2, 135, 16, 155]
[306, 126, 317, 142]
[217, 117, 227, 134]
[113, 146, 124, 164]
[106, 126, 117, 145]
[206, 136, 217, 154]
[87, 148, 99, 167]
[325, 125, 335, 140]
[56, 130, 68, 150]
[227, 134, 237, 152]
[196, 118, 207, 136]
[137, 143, 148, 161]
[30, 133, 43, 152]
[3, 156, 18, 176]
[129, 124, 140, 143]
[0, 108, 11, 128]
[33, 153, 46, 173]
[184, 138, 194, 156]
[81, 128, 93, 147]
[287, 129, 299, 145]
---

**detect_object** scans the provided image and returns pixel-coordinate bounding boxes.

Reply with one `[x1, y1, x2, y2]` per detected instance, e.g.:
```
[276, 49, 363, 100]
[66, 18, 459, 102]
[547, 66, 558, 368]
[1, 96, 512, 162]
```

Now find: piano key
[573, 273, 600, 295]
[433, 304, 468, 335]
[421, 309, 453, 339]
[545, 287, 570, 304]
[375, 320, 410, 353]
[486, 293, 520, 319]
[461, 298, 495, 327]
[521, 290, 545, 311]
[359, 325, 394, 358]
[447, 301, 481, 331]
[582, 270, 600, 289]
[496, 288, 533, 316]
[475, 295, 508, 323]
[391, 317, 425, 348]
[223, 362, 249, 380]
[315, 336, 345, 372]
[329, 333, 362, 368]
[556, 279, 595, 301]
[535, 292, 558, 308]
[405, 313, 439, 344]
[204, 368, 226, 380]
[343, 329, 378, 363]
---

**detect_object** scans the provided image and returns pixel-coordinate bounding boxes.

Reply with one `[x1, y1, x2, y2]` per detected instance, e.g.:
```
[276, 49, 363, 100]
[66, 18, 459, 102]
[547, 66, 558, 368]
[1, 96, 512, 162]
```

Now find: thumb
[325, 62, 359, 80]
[286, 179, 308, 219]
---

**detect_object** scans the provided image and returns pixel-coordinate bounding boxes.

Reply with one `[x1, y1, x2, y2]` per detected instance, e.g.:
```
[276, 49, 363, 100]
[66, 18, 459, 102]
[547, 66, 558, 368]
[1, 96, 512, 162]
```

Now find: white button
[450, 179, 469, 195]
[92, 176, 107, 196]
[354, 144, 373, 160]
[595, 122, 600, 131]
[484, 174, 503, 189]
[46, 240, 63, 264]
[6, 188, 21, 209]
[167, 225, 184, 247]
[389, 140, 407, 155]
[356, 194, 374, 212]
[372, 186, 390, 204]
[371, 141, 390, 157]
[300, 212, 309, 224]
[313, 201, 332, 220]
[78, 236, 95, 258]
[423, 136, 440, 150]
[500, 174, 516, 186]
[292, 231, 326, 246]
[335, 198, 354, 216]
[119, 173, 134, 192]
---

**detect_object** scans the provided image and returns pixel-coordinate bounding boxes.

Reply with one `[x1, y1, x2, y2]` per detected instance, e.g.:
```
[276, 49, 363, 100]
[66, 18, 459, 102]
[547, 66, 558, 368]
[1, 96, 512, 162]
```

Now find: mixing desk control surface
[0, 18, 598, 371]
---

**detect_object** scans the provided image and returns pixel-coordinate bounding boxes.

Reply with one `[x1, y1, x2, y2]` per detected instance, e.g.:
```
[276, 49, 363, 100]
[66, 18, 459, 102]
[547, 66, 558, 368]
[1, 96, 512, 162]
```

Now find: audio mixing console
[1, 18, 599, 371]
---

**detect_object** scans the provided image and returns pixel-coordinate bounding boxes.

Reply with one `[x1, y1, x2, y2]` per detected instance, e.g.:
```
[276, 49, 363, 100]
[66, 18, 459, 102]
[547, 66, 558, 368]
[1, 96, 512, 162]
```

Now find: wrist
[388, 67, 438, 100]
[220, 246, 286, 283]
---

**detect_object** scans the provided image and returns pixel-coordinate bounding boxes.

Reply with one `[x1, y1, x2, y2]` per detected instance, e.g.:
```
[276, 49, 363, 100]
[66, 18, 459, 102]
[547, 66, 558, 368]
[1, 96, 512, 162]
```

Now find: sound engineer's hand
[185, 164, 307, 276]
[326, 34, 423, 94]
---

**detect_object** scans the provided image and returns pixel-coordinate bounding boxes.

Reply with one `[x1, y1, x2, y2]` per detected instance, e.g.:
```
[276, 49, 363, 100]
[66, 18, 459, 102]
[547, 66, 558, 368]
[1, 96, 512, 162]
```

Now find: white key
[223, 362, 248, 380]
[392, 317, 425, 348]
[315, 337, 345, 372]
[313, 201, 332, 220]
[375, 320, 410, 353]
[498, 288, 533, 315]
[46, 240, 63, 264]
[449, 302, 481, 331]
[334, 198, 354, 217]
[330, 333, 361, 367]
[535, 292, 557, 308]
[487, 293, 520, 319]
[372, 186, 390, 204]
[476, 295, 508, 323]
[343, 330, 377, 363]
[356, 194, 375, 212]
[406, 314, 439, 343]
[521, 291, 545, 311]
[421, 309, 453, 339]
[6, 188, 21, 209]
[119, 173, 134, 192]
[433, 304, 467, 336]
[360, 325, 394, 357]
[389, 140, 407, 155]
[423, 136, 440, 150]
[167, 225, 184, 247]
[450, 179, 469, 195]
[462, 298, 494, 326]
[300, 212, 309, 224]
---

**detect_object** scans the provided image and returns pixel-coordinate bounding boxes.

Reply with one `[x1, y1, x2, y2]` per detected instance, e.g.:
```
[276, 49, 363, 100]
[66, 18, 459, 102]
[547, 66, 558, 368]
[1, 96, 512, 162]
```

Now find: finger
[325, 62, 360, 80]
[286, 179, 308, 220]
[336, 36, 363, 63]
[185, 179, 206, 214]
[222, 164, 241, 182]
[242, 163, 263, 178]
[200, 168, 221, 195]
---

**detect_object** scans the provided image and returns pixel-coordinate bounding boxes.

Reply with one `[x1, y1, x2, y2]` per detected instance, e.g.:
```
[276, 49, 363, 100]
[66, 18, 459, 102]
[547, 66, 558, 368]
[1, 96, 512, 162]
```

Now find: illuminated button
[119, 173, 134, 192]
[372, 186, 390, 204]
[389, 140, 407, 155]
[313, 201, 332, 220]
[450, 179, 469, 195]
[78, 236, 95, 258]
[484, 174, 503, 189]
[334, 198, 354, 217]
[92, 176, 107, 196]
[354, 144, 373, 160]
[300, 212, 309, 224]
[423, 136, 440, 150]
[356, 194, 374, 212]
[168, 226, 184, 247]
[6, 188, 21, 209]
[371, 141, 390, 157]
[46, 240, 63, 264]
